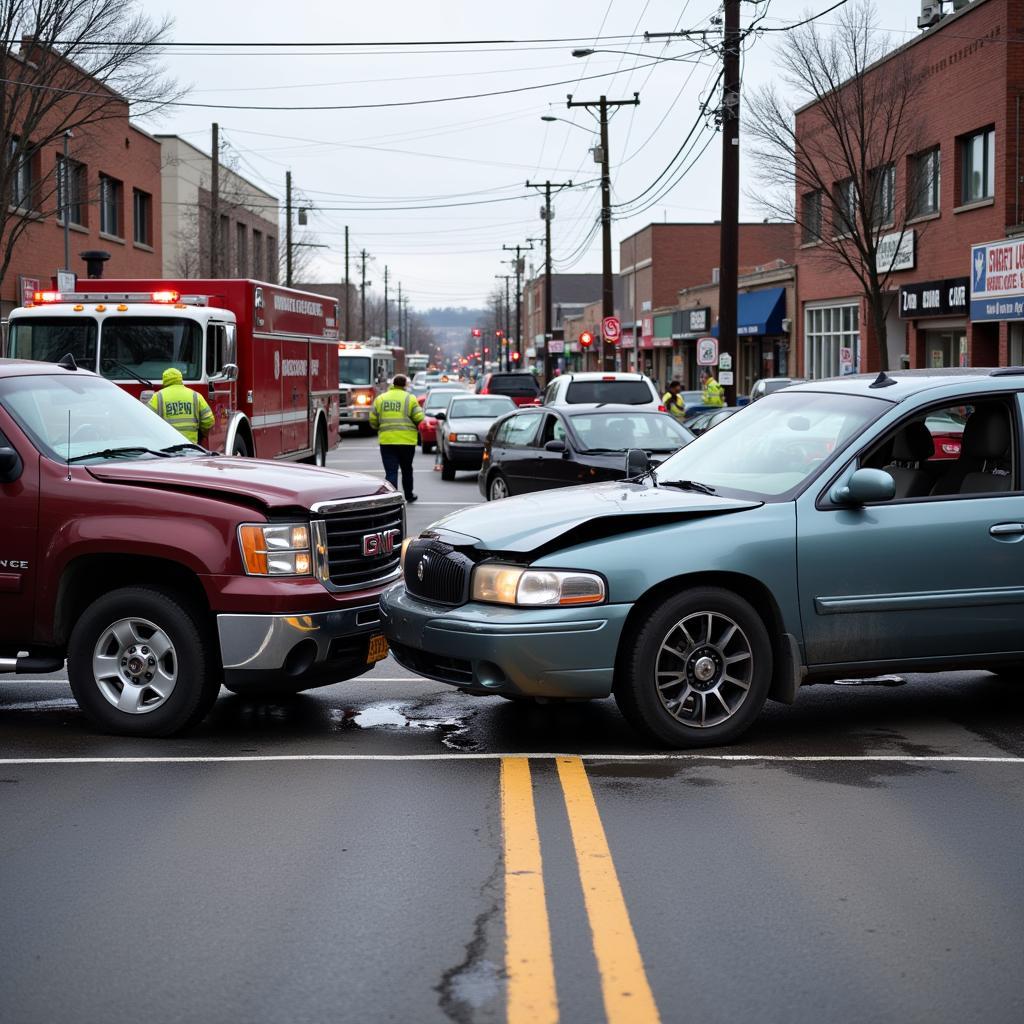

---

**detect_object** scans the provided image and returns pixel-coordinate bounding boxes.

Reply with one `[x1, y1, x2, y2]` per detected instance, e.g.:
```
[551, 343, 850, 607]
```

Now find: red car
[476, 371, 542, 407]
[418, 386, 465, 453]
[925, 411, 966, 460]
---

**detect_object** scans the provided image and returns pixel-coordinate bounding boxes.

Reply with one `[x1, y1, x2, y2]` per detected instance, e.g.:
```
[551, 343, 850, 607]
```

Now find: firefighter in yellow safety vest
[149, 367, 215, 444]
[701, 370, 725, 408]
[370, 374, 425, 502]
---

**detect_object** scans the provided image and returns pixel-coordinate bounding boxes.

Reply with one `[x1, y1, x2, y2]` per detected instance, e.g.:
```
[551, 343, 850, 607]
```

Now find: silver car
[435, 395, 516, 480]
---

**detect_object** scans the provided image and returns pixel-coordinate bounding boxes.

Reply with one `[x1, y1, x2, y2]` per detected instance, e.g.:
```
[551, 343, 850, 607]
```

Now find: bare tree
[0, 0, 179, 288]
[745, 0, 923, 371]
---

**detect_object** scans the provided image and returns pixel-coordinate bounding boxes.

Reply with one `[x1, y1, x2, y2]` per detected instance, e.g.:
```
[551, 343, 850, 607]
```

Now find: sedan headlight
[239, 523, 312, 576]
[400, 537, 414, 570]
[471, 564, 606, 606]
[450, 432, 479, 442]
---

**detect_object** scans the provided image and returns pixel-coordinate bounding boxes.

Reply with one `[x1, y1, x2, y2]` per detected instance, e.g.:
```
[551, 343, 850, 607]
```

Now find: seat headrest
[962, 407, 1010, 460]
[890, 421, 934, 462]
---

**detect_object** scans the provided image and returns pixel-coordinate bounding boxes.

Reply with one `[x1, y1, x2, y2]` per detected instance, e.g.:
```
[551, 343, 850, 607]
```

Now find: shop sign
[548, 340, 565, 354]
[878, 229, 915, 273]
[970, 238, 1024, 321]
[18, 275, 39, 305]
[674, 306, 711, 337]
[719, 371, 734, 386]
[899, 277, 969, 319]
[653, 336, 672, 348]
[697, 337, 718, 365]
[641, 317, 654, 350]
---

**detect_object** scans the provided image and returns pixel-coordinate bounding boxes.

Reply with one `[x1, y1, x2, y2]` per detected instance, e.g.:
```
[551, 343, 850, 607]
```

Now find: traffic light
[471, 328, 482, 337]
[511, 350, 521, 362]
[495, 329, 504, 338]
[483, 347, 490, 355]
[579, 331, 594, 348]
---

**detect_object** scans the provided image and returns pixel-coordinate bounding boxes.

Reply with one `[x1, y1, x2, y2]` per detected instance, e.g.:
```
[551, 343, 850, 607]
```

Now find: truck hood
[86, 456, 393, 511]
[431, 480, 762, 554]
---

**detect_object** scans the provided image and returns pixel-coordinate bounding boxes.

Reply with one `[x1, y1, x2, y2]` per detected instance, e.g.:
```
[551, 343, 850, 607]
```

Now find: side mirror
[0, 446, 23, 484]
[625, 447, 649, 478]
[544, 439, 567, 453]
[435, 411, 446, 422]
[224, 324, 238, 366]
[220, 362, 239, 383]
[830, 467, 896, 506]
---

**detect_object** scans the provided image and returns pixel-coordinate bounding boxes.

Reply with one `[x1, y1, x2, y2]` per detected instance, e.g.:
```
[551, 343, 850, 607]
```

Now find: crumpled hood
[87, 456, 394, 511]
[430, 480, 762, 554]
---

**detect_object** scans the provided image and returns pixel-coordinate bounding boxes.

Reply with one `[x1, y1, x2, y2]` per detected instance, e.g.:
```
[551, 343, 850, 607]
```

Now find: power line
[756, 0, 851, 33]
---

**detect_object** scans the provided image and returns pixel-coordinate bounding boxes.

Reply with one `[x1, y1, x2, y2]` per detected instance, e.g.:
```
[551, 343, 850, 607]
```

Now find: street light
[540, 115, 595, 133]
[572, 48, 705, 64]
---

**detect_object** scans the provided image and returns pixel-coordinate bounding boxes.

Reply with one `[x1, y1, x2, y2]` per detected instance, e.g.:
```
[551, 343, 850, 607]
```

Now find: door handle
[989, 523, 1024, 536]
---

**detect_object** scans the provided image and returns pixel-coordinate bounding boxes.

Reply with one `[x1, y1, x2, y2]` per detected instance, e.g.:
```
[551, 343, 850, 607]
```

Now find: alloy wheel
[91, 616, 178, 715]
[489, 475, 508, 500]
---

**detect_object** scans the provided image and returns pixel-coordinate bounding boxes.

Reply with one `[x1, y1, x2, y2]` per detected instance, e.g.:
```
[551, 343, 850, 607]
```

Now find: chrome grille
[403, 538, 473, 606]
[312, 496, 404, 592]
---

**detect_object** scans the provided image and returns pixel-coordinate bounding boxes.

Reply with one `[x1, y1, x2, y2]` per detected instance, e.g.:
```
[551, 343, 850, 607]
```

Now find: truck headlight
[471, 564, 605, 606]
[239, 523, 313, 576]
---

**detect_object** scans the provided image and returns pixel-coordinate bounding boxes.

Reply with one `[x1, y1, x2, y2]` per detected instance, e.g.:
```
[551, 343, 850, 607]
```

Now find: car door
[497, 411, 544, 494]
[529, 413, 577, 490]
[797, 393, 1024, 668]
[0, 417, 39, 640]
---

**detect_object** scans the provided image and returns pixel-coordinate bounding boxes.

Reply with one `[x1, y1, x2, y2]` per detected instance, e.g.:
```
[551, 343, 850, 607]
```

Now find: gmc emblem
[362, 529, 401, 558]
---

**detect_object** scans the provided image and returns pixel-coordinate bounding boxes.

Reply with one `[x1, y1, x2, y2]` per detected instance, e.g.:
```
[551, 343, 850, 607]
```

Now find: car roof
[560, 403, 680, 416]
[560, 372, 649, 381]
[0, 358, 96, 378]
[785, 368, 1012, 403]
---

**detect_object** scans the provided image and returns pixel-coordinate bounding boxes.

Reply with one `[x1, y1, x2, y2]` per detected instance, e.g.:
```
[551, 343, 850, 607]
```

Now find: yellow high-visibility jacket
[149, 368, 214, 443]
[370, 387, 424, 444]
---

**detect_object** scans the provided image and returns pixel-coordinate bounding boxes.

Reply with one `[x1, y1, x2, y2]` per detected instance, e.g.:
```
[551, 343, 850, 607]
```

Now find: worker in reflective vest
[701, 370, 725, 408]
[370, 374, 425, 503]
[149, 367, 215, 444]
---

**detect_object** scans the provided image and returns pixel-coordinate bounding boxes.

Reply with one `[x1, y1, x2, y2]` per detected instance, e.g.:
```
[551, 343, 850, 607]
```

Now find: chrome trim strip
[815, 586, 1024, 615]
[311, 493, 403, 515]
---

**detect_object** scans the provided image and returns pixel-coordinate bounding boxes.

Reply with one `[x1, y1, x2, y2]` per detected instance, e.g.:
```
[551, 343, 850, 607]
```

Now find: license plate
[367, 634, 389, 663]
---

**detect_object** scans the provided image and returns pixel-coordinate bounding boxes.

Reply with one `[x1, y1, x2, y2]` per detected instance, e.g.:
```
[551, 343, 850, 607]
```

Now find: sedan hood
[87, 456, 393, 511]
[431, 480, 762, 554]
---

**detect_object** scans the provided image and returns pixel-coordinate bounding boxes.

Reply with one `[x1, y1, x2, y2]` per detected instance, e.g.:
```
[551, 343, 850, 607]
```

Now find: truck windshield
[340, 356, 372, 385]
[7, 317, 98, 368]
[0, 373, 196, 463]
[99, 318, 202, 382]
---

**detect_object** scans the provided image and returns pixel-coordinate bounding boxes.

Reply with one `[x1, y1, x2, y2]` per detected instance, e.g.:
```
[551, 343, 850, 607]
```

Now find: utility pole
[285, 170, 293, 287]
[344, 226, 351, 342]
[502, 243, 533, 371]
[718, 0, 741, 406]
[383, 265, 389, 346]
[210, 123, 220, 277]
[567, 92, 639, 371]
[396, 282, 403, 347]
[495, 273, 514, 370]
[526, 180, 573, 382]
[359, 249, 369, 341]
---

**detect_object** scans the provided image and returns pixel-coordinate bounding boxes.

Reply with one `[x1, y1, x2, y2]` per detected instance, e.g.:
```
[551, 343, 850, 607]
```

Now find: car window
[539, 414, 567, 445]
[568, 412, 693, 452]
[504, 412, 542, 447]
[564, 380, 654, 404]
[488, 374, 541, 397]
[448, 397, 514, 419]
[424, 388, 464, 414]
[543, 380, 558, 405]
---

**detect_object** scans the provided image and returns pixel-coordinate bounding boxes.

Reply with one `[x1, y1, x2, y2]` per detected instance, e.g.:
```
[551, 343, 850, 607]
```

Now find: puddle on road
[820, 675, 907, 688]
[332, 701, 479, 751]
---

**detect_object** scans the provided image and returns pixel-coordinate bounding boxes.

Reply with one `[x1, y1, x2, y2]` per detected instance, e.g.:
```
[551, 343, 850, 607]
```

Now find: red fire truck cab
[6, 279, 342, 464]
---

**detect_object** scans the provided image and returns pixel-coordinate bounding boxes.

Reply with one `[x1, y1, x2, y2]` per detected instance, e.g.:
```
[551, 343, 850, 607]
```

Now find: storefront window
[804, 303, 859, 379]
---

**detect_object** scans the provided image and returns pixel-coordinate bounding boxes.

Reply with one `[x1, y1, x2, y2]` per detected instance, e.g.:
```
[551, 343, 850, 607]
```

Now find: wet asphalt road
[2, 431, 1024, 1024]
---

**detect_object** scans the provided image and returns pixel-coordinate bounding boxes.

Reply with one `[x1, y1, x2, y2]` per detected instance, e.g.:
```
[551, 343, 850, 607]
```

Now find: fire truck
[5, 279, 342, 464]
[338, 342, 395, 434]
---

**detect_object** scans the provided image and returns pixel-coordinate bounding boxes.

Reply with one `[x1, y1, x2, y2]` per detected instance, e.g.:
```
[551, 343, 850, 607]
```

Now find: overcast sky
[142, 0, 927, 311]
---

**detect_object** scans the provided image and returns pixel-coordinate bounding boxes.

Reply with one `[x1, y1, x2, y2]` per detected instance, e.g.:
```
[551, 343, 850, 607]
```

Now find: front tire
[488, 472, 509, 500]
[67, 586, 219, 737]
[614, 587, 771, 748]
[303, 424, 327, 466]
[441, 454, 456, 481]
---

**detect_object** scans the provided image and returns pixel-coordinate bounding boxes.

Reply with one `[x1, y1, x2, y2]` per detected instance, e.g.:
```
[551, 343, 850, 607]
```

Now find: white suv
[542, 371, 662, 410]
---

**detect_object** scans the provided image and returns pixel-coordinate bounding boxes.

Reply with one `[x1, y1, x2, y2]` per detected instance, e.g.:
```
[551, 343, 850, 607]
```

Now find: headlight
[400, 537, 414, 570]
[451, 433, 479, 442]
[471, 564, 605, 606]
[239, 523, 312, 576]
[354, 392, 372, 406]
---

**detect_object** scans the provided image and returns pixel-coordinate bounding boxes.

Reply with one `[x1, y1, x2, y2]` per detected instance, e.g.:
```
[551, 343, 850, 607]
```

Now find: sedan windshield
[448, 397, 514, 419]
[568, 412, 693, 452]
[0, 373, 200, 464]
[654, 391, 885, 499]
[424, 389, 464, 414]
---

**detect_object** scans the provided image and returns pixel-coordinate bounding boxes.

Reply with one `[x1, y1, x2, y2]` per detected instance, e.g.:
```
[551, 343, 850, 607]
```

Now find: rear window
[565, 380, 653, 404]
[488, 374, 540, 396]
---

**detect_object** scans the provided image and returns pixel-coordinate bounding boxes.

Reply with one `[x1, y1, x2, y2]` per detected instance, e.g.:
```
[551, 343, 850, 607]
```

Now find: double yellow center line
[501, 756, 661, 1024]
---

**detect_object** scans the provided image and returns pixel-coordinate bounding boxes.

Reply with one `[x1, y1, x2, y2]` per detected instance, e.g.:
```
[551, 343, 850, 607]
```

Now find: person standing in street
[370, 374, 424, 503]
[701, 370, 725, 408]
[148, 367, 215, 444]
[662, 380, 686, 422]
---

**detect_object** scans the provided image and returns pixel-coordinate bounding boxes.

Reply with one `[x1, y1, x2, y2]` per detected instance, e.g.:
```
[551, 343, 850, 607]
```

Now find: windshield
[448, 397, 514, 419]
[488, 374, 540, 396]
[340, 355, 372, 385]
[8, 317, 98, 368]
[99, 318, 202, 382]
[424, 389, 463, 414]
[0, 373, 199, 463]
[565, 380, 653, 405]
[655, 392, 884, 499]
[569, 411, 693, 452]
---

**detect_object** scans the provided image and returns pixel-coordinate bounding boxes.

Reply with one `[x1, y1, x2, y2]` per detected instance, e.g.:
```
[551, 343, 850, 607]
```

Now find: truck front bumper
[217, 603, 385, 689]
[341, 406, 372, 424]
[380, 584, 630, 699]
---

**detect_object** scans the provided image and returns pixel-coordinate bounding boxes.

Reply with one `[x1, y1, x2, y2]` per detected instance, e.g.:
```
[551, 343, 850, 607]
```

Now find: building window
[832, 178, 857, 236]
[868, 164, 895, 227]
[252, 228, 263, 279]
[235, 222, 248, 277]
[910, 147, 940, 217]
[960, 127, 995, 204]
[56, 155, 86, 226]
[9, 136, 33, 210]
[132, 188, 152, 245]
[802, 190, 823, 243]
[804, 304, 859, 379]
[99, 174, 122, 236]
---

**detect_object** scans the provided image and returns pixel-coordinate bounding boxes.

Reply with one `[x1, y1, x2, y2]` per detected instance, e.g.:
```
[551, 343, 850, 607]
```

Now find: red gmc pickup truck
[0, 357, 403, 736]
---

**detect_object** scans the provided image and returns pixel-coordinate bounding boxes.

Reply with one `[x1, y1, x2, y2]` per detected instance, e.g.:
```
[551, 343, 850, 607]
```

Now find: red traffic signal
[483, 347, 490, 355]
[495, 329, 504, 338]
[471, 328, 482, 337]
[511, 350, 521, 361]
[579, 331, 594, 348]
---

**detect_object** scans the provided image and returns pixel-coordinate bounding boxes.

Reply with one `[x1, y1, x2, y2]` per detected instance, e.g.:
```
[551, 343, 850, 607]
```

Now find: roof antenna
[869, 370, 897, 389]
[57, 352, 78, 371]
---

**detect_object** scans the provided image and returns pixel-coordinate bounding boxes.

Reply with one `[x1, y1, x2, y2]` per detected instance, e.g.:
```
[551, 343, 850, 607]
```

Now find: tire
[303, 424, 327, 466]
[614, 587, 772, 748]
[67, 586, 220, 737]
[441, 455, 456, 481]
[357, 423, 374, 437]
[488, 473, 509, 500]
[232, 433, 251, 457]
[421, 439, 434, 455]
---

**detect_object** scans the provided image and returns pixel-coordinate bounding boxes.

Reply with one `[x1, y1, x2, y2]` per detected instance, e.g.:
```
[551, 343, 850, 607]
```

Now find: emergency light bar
[30, 290, 209, 306]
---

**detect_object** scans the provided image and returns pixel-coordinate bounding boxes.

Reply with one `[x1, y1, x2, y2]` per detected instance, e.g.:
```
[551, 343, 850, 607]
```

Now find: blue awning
[711, 287, 786, 337]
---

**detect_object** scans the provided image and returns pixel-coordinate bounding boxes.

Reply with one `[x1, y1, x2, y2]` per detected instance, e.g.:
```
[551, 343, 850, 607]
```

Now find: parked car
[925, 408, 967, 459]
[750, 376, 806, 401]
[436, 395, 516, 481]
[0, 358, 402, 736]
[418, 385, 467, 453]
[479, 404, 694, 500]
[542, 371, 662, 411]
[686, 406, 742, 436]
[477, 371, 542, 407]
[384, 369, 1024, 748]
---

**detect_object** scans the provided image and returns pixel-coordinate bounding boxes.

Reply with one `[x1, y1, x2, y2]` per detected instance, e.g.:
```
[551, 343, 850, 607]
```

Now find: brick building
[522, 272, 604, 347]
[794, 0, 1019, 377]
[156, 135, 278, 282]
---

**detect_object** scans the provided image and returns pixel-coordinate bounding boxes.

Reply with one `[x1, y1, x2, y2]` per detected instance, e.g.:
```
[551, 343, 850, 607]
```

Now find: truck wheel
[303, 424, 327, 466]
[614, 587, 772, 748]
[67, 586, 219, 737]
[232, 434, 251, 457]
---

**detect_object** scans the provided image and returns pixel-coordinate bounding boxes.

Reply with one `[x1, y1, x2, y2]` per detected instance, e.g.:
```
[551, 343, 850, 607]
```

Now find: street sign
[718, 352, 733, 371]
[56, 270, 76, 294]
[602, 316, 621, 344]
[719, 371, 734, 386]
[697, 337, 718, 365]
[18, 275, 39, 306]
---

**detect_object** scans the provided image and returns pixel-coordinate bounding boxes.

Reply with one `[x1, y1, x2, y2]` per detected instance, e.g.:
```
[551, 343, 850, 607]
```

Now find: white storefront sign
[878, 229, 915, 274]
